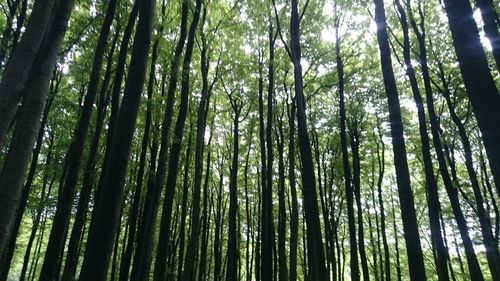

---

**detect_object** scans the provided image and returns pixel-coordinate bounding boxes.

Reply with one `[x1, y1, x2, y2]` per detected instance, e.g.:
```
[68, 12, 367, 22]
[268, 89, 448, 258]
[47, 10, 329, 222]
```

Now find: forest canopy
[0, 0, 499, 280]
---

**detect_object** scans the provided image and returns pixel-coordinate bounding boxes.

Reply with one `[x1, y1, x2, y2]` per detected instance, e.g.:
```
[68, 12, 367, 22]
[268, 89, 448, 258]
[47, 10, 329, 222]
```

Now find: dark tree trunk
[176, 128, 193, 281]
[39, 1, 117, 279]
[287, 96, 299, 281]
[394, 2, 450, 279]
[275, 111, 288, 281]
[349, 124, 370, 281]
[0, 0, 73, 261]
[182, 8, 217, 277]
[130, 1, 188, 279]
[288, 0, 328, 278]
[0, 0, 57, 152]
[375, 118, 391, 281]
[372, 0, 427, 279]
[438, 66, 500, 280]
[77, 0, 155, 278]
[335, 21, 359, 281]
[61, 22, 119, 281]
[475, 0, 500, 69]
[225, 88, 246, 281]
[154, 1, 202, 279]
[442, 0, 500, 196]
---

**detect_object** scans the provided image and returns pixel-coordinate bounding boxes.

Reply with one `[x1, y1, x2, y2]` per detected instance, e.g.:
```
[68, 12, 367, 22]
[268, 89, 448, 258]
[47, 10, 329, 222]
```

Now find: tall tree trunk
[182, 8, 217, 277]
[372, 0, 427, 279]
[276, 112, 288, 281]
[288, 0, 327, 278]
[154, 1, 202, 279]
[61, 22, 119, 281]
[130, 1, 187, 279]
[335, 20, 359, 281]
[225, 88, 245, 281]
[0, 72, 59, 280]
[176, 128, 193, 281]
[349, 124, 370, 281]
[39, 1, 118, 278]
[287, 96, 299, 281]
[0, 0, 73, 260]
[375, 118, 391, 281]
[442, 0, 500, 195]
[438, 65, 500, 280]
[78, 0, 155, 278]
[394, 1, 450, 279]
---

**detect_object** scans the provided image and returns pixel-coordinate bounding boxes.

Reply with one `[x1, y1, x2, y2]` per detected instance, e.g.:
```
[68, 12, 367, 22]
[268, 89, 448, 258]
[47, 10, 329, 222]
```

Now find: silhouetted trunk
[0, 72, 59, 281]
[39, 1, 117, 279]
[475, 0, 500, 69]
[276, 111, 288, 281]
[77, 0, 155, 278]
[61, 22, 119, 281]
[442, 0, 500, 195]
[0, 0, 73, 260]
[438, 65, 500, 280]
[0, 0, 57, 152]
[130, 1, 187, 279]
[349, 124, 370, 281]
[287, 97, 299, 281]
[373, 0, 427, 279]
[154, 1, 202, 279]
[335, 21, 359, 281]
[176, 128, 193, 281]
[225, 88, 246, 281]
[395, 1, 450, 279]
[375, 118, 391, 281]
[182, 9, 217, 277]
[289, 0, 327, 278]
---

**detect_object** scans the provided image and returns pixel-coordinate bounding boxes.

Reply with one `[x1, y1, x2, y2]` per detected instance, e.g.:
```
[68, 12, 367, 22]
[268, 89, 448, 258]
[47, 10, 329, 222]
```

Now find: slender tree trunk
[182, 9, 217, 277]
[394, 2, 450, 279]
[475, 0, 500, 69]
[154, 1, 202, 279]
[39, 2, 118, 279]
[130, 2, 188, 279]
[287, 96, 299, 281]
[78, 0, 155, 278]
[372, 0, 427, 279]
[349, 126, 370, 281]
[438, 69, 500, 280]
[61, 22, 119, 281]
[176, 129, 193, 281]
[288, 0, 327, 278]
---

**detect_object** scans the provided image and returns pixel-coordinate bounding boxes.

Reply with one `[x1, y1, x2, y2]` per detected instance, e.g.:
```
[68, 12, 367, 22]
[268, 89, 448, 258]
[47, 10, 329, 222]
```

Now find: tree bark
[372, 0, 427, 279]
[442, 0, 500, 196]
[78, 0, 155, 278]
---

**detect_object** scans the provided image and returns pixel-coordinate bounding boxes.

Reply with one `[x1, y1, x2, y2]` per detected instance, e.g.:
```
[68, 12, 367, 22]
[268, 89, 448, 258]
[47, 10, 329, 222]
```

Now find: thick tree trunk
[442, 0, 500, 196]
[0, 0, 57, 151]
[0, 0, 73, 260]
